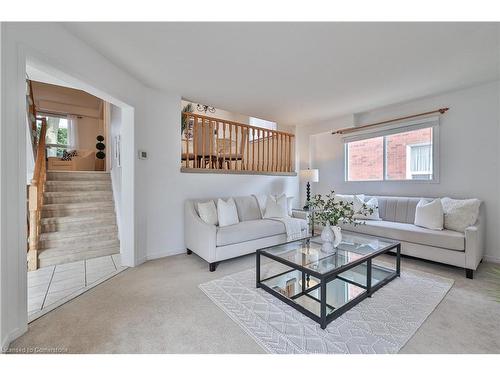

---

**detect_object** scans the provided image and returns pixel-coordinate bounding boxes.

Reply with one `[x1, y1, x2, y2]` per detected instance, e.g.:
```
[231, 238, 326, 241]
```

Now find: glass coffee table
[256, 232, 401, 329]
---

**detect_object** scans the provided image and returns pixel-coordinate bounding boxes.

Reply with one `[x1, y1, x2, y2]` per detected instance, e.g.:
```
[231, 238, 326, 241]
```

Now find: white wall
[297, 81, 500, 262]
[140, 95, 298, 261]
[0, 22, 298, 347]
[0, 21, 4, 351]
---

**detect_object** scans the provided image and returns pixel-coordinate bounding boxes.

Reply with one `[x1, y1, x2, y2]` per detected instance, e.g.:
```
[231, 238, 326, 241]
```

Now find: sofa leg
[465, 268, 474, 279]
[209, 262, 218, 272]
[186, 249, 192, 255]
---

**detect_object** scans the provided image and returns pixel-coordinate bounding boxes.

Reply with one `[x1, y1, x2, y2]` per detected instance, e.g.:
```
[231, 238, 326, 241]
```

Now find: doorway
[23, 61, 136, 321]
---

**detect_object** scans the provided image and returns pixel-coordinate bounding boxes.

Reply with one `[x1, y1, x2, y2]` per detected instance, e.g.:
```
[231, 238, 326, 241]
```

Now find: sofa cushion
[366, 196, 421, 224]
[233, 196, 262, 221]
[217, 219, 286, 246]
[340, 220, 465, 251]
[216, 218, 308, 247]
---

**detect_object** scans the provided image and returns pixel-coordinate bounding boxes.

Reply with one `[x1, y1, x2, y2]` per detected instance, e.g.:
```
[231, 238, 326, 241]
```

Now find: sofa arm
[465, 208, 485, 271]
[184, 200, 217, 263]
[291, 210, 309, 220]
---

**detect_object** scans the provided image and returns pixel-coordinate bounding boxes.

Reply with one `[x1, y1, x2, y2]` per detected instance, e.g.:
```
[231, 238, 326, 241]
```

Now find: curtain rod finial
[439, 107, 449, 114]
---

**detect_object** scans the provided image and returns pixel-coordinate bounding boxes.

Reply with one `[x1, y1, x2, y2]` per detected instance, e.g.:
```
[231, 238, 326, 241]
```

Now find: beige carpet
[9, 252, 500, 353]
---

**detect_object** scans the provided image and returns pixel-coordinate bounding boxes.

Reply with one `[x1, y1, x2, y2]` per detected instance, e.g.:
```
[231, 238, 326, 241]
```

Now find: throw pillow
[197, 200, 218, 225]
[61, 149, 78, 161]
[441, 197, 481, 232]
[255, 194, 293, 217]
[414, 198, 444, 230]
[263, 193, 288, 218]
[352, 196, 381, 220]
[334, 194, 365, 209]
[217, 198, 239, 227]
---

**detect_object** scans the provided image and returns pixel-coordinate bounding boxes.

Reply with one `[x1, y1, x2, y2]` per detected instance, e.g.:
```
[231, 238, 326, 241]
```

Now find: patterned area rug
[199, 267, 453, 354]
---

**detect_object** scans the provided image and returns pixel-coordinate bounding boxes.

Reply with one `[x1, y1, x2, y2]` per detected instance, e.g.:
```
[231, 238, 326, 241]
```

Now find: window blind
[410, 144, 432, 173]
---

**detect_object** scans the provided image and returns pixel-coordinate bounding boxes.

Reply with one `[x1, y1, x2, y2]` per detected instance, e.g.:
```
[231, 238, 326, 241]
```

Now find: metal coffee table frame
[256, 236, 401, 329]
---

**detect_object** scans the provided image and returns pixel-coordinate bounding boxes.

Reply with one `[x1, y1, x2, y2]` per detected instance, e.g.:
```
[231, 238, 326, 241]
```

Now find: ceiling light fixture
[197, 104, 216, 114]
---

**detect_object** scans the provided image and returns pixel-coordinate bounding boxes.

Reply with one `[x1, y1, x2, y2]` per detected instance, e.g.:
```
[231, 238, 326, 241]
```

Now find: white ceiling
[63, 22, 500, 126]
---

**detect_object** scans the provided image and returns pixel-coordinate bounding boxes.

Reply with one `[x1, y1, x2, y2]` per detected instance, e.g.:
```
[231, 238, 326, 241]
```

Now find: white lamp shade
[300, 169, 319, 182]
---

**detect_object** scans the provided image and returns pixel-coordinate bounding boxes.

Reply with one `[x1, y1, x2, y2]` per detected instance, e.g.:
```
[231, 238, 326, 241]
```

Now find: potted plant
[309, 190, 374, 249]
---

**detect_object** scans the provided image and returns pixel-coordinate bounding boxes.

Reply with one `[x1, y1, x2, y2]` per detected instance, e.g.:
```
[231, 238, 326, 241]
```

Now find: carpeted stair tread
[39, 245, 120, 267]
[36, 171, 120, 266]
[47, 171, 111, 181]
[40, 224, 118, 240]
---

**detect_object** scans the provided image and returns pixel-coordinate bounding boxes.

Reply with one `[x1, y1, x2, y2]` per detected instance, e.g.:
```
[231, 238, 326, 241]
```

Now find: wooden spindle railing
[28, 117, 47, 271]
[181, 113, 295, 175]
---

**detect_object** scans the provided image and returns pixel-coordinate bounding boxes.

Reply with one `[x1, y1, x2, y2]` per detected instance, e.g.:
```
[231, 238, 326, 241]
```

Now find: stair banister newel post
[27, 117, 47, 271]
[28, 182, 39, 271]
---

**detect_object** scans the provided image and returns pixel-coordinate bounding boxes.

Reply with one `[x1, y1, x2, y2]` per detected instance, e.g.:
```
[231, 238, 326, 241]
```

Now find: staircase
[38, 171, 120, 268]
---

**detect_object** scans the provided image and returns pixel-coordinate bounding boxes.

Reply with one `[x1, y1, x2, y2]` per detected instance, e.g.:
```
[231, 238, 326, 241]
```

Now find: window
[249, 117, 277, 141]
[38, 114, 69, 157]
[346, 136, 384, 181]
[406, 143, 432, 180]
[345, 120, 437, 182]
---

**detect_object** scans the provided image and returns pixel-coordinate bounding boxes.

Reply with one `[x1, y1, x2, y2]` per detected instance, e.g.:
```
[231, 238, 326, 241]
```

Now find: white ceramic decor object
[321, 224, 334, 242]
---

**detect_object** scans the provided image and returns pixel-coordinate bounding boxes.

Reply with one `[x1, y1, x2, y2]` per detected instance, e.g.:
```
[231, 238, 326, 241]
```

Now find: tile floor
[28, 253, 126, 321]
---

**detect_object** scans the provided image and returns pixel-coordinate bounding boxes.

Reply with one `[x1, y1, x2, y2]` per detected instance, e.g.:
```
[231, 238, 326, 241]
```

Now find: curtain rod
[331, 107, 449, 135]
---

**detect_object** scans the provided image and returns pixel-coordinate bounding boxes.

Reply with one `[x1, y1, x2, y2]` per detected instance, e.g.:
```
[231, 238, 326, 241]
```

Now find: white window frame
[343, 117, 440, 183]
[249, 117, 277, 141]
[405, 142, 433, 180]
[38, 113, 70, 157]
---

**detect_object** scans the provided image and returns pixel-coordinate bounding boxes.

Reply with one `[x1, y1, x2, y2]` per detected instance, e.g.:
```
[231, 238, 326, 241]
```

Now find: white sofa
[184, 195, 308, 271]
[339, 195, 485, 279]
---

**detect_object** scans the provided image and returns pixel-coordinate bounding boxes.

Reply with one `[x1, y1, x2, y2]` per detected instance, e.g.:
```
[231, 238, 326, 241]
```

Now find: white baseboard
[1, 326, 28, 353]
[484, 255, 500, 264]
[146, 249, 185, 261]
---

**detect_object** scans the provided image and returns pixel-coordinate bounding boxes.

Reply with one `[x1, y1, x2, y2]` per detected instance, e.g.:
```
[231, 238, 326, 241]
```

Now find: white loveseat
[184, 195, 308, 271]
[339, 195, 485, 279]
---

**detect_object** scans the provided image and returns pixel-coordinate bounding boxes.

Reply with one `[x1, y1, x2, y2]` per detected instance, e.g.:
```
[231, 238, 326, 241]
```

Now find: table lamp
[300, 168, 319, 209]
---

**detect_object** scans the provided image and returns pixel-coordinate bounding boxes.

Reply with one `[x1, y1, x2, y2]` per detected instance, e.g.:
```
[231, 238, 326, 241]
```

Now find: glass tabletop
[259, 232, 397, 276]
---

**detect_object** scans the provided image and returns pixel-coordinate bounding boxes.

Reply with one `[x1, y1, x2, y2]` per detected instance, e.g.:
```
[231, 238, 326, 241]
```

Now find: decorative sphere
[96, 151, 106, 159]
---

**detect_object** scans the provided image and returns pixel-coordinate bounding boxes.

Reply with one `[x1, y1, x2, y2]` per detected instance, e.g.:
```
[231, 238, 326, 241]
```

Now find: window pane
[346, 137, 384, 181]
[249, 117, 276, 141]
[385, 127, 433, 180]
[41, 115, 69, 157]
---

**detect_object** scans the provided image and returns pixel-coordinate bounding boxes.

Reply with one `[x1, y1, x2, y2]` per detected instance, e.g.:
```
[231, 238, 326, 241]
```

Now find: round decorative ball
[96, 151, 106, 160]
[96, 142, 106, 150]
[96, 135, 104, 142]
